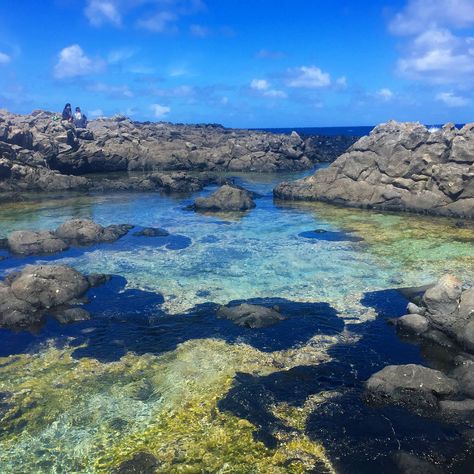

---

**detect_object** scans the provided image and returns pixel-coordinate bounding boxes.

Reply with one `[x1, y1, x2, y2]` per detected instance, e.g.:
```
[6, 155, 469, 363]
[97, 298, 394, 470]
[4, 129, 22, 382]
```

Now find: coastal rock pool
[0, 170, 473, 473]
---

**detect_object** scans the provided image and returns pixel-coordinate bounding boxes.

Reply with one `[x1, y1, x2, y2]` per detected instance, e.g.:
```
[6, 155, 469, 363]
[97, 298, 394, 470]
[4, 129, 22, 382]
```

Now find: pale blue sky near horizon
[0, 0, 473, 127]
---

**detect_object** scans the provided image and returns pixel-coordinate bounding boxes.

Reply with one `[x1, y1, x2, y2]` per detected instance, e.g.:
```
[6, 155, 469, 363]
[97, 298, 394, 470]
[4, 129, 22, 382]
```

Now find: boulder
[7, 230, 69, 255]
[55, 219, 132, 244]
[0, 264, 107, 329]
[364, 364, 459, 412]
[217, 303, 286, 328]
[395, 314, 429, 335]
[10, 265, 90, 308]
[274, 120, 474, 218]
[193, 185, 256, 212]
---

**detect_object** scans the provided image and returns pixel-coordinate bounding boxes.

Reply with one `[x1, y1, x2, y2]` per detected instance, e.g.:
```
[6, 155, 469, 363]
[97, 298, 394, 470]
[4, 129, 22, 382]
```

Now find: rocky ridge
[0, 109, 356, 199]
[364, 275, 474, 420]
[275, 121, 474, 218]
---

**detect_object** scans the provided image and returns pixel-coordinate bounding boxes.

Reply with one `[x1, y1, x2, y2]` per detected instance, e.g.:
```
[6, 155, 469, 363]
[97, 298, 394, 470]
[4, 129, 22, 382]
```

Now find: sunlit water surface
[0, 170, 473, 473]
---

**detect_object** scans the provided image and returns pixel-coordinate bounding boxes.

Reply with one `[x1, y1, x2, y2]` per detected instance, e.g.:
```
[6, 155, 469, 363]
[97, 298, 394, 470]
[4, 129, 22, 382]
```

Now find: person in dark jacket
[73, 107, 88, 128]
[62, 103, 73, 122]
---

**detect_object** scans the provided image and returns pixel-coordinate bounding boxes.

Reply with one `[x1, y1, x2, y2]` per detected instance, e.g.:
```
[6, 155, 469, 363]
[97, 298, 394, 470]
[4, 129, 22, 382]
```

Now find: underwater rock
[55, 219, 133, 245]
[364, 364, 459, 413]
[133, 227, 170, 237]
[217, 303, 286, 328]
[274, 120, 474, 218]
[114, 452, 160, 474]
[7, 230, 69, 256]
[193, 184, 256, 212]
[51, 307, 91, 324]
[394, 314, 430, 335]
[0, 264, 107, 329]
[392, 451, 444, 474]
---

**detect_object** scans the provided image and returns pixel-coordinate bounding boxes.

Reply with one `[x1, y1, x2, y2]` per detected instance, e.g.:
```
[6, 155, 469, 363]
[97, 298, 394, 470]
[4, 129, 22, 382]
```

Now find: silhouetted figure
[62, 103, 73, 122]
[73, 107, 87, 128]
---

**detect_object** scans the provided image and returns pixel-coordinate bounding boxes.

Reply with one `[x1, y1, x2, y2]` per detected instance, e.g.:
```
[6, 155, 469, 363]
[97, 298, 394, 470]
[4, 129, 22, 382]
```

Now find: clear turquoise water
[0, 171, 473, 473]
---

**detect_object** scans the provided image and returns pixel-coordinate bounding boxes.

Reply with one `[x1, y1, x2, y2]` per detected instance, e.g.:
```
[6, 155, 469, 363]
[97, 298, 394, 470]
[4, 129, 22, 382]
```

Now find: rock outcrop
[275, 121, 474, 218]
[0, 264, 107, 328]
[0, 109, 325, 188]
[4, 219, 132, 256]
[364, 364, 459, 412]
[394, 274, 474, 352]
[193, 184, 256, 212]
[364, 274, 474, 419]
[217, 303, 286, 328]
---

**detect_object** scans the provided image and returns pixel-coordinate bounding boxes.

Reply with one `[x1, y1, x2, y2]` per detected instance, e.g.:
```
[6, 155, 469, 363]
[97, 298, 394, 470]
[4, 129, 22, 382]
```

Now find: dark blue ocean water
[259, 124, 467, 137]
[257, 126, 374, 137]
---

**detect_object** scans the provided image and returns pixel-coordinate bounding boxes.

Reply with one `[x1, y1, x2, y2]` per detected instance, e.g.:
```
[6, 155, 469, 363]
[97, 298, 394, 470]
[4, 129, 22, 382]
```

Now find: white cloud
[0, 52, 11, 65]
[190, 24, 210, 37]
[151, 85, 194, 98]
[151, 103, 171, 118]
[376, 88, 394, 101]
[389, 0, 474, 35]
[250, 79, 287, 98]
[336, 76, 347, 89]
[108, 48, 135, 64]
[137, 11, 178, 33]
[54, 44, 105, 79]
[397, 27, 474, 83]
[390, 1, 474, 85]
[256, 49, 285, 59]
[88, 82, 134, 98]
[287, 66, 331, 88]
[435, 91, 470, 106]
[250, 79, 270, 91]
[89, 109, 104, 118]
[85, 0, 122, 27]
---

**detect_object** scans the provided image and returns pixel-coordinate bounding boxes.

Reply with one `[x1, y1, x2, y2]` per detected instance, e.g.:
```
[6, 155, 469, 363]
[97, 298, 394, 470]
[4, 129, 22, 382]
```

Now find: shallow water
[0, 170, 473, 473]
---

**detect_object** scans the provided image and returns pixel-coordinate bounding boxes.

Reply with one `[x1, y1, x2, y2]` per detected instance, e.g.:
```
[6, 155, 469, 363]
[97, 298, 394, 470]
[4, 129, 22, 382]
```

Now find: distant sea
[257, 126, 374, 137]
[258, 124, 466, 138]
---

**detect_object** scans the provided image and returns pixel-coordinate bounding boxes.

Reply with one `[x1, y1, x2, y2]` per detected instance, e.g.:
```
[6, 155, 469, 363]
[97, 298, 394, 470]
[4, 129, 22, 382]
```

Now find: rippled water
[0, 170, 473, 473]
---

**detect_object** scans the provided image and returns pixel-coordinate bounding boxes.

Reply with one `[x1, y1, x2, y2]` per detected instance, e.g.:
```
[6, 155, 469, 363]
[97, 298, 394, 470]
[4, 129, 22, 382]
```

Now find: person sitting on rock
[62, 103, 73, 122]
[73, 107, 88, 128]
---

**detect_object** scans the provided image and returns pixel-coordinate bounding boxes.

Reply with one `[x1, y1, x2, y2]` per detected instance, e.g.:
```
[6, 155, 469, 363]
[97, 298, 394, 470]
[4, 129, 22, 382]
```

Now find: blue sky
[1, 0, 474, 127]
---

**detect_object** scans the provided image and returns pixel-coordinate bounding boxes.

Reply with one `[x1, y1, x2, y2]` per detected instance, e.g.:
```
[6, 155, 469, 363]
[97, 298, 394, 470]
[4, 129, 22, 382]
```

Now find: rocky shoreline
[364, 275, 474, 422]
[275, 121, 474, 218]
[0, 109, 357, 202]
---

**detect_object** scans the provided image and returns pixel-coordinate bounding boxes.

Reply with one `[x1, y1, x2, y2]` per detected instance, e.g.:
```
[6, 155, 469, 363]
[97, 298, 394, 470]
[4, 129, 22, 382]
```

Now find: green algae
[0, 339, 336, 473]
[285, 201, 474, 281]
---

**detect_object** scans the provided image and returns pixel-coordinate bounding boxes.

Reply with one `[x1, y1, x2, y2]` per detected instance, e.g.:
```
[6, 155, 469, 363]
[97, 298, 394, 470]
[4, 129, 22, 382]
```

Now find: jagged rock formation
[0, 264, 108, 329]
[0, 109, 317, 181]
[364, 274, 474, 419]
[394, 274, 474, 352]
[275, 121, 474, 218]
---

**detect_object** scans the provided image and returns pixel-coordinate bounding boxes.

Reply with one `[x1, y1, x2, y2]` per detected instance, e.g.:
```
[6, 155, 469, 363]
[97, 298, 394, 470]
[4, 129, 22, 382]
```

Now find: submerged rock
[217, 303, 286, 328]
[193, 185, 256, 212]
[133, 227, 169, 237]
[274, 120, 474, 218]
[0, 264, 108, 329]
[392, 452, 444, 474]
[115, 452, 160, 474]
[364, 364, 459, 412]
